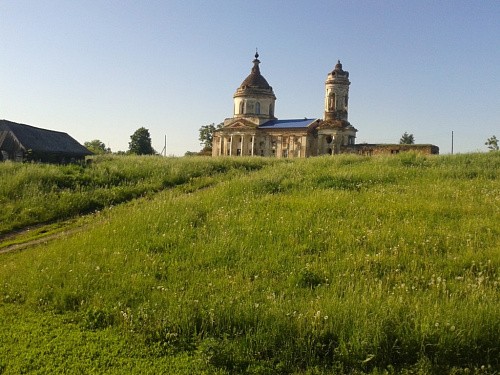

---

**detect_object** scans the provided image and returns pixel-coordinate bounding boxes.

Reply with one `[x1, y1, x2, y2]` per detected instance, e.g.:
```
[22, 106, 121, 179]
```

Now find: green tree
[84, 139, 111, 155]
[199, 122, 223, 151]
[400, 132, 415, 145]
[485, 135, 499, 151]
[128, 127, 155, 155]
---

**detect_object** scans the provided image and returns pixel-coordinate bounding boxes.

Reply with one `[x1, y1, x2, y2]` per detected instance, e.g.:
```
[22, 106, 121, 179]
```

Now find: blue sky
[1, 1, 498, 155]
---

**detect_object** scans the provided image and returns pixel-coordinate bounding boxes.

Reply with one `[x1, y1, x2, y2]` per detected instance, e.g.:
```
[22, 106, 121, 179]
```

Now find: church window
[269, 103, 274, 116]
[329, 93, 336, 111]
[255, 102, 261, 114]
[239, 101, 244, 114]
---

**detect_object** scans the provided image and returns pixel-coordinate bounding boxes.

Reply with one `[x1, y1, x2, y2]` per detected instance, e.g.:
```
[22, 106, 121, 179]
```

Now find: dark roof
[0, 120, 92, 156]
[259, 118, 318, 129]
[239, 53, 272, 90]
[331, 60, 349, 78]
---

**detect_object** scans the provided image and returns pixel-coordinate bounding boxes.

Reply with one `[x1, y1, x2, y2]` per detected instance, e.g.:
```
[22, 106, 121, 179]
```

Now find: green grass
[0, 155, 273, 235]
[0, 152, 499, 374]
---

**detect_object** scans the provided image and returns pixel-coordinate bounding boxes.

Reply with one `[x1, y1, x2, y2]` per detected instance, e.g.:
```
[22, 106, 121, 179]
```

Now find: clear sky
[1, 1, 499, 155]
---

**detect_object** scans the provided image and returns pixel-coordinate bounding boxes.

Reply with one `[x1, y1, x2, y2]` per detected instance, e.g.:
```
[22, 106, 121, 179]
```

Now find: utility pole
[451, 131, 454, 155]
[160, 135, 167, 156]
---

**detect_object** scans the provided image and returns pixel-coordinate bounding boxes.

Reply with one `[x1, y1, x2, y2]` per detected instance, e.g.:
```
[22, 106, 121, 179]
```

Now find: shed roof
[0, 120, 92, 156]
[258, 118, 318, 129]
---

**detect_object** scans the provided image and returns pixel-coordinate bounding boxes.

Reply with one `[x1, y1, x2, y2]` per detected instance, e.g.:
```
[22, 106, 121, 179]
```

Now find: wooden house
[0, 120, 92, 163]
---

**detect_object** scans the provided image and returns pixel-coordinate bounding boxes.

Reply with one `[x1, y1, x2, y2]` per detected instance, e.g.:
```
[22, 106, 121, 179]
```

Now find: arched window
[255, 102, 260, 115]
[269, 103, 274, 116]
[239, 101, 244, 114]
[329, 93, 336, 111]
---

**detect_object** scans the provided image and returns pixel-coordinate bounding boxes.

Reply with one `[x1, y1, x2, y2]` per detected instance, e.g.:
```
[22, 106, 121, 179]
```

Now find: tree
[400, 132, 415, 145]
[84, 139, 111, 155]
[485, 135, 499, 152]
[199, 122, 223, 151]
[128, 127, 155, 155]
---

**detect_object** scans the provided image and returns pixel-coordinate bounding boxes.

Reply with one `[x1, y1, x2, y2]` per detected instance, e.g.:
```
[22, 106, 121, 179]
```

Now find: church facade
[212, 54, 438, 157]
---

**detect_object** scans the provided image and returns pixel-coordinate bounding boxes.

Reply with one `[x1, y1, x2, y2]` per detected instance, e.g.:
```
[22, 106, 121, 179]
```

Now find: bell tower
[324, 60, 350, 121]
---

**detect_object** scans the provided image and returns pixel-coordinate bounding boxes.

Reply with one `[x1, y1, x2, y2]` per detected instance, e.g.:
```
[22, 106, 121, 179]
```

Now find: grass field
[0, 155, 272, 235]
[0, 153, 499, 374]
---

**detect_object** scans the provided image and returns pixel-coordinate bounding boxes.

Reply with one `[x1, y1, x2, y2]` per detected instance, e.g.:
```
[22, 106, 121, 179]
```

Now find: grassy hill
[0, 153, 499, 374]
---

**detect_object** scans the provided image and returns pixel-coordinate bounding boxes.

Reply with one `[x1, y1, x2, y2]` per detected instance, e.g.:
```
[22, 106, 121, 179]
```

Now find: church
[212, 53, 438, 157]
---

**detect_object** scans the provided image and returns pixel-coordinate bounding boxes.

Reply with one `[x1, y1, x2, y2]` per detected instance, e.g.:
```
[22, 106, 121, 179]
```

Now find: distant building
[212, 54, 438, 157]
[0, 120, 92, 163]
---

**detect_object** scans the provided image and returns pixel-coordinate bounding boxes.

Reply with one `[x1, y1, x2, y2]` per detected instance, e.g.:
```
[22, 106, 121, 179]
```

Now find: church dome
[233, 52, 276, 121]
[239, 52, 272, 90]
[331, 60, 349, 78]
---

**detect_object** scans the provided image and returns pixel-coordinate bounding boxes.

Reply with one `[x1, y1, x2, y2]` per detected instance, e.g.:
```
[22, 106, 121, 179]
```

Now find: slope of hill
[1, 153, 499, 374]
[0, 155, 272, 235]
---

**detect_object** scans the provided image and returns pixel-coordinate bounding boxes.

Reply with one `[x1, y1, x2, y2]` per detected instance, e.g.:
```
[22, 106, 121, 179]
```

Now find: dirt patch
[0, 227, 84, 254]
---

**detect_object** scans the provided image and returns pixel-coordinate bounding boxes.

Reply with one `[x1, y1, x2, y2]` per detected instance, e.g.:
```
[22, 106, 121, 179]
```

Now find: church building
[212, 53, 357, 158]
[212, 53, 438, 157]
